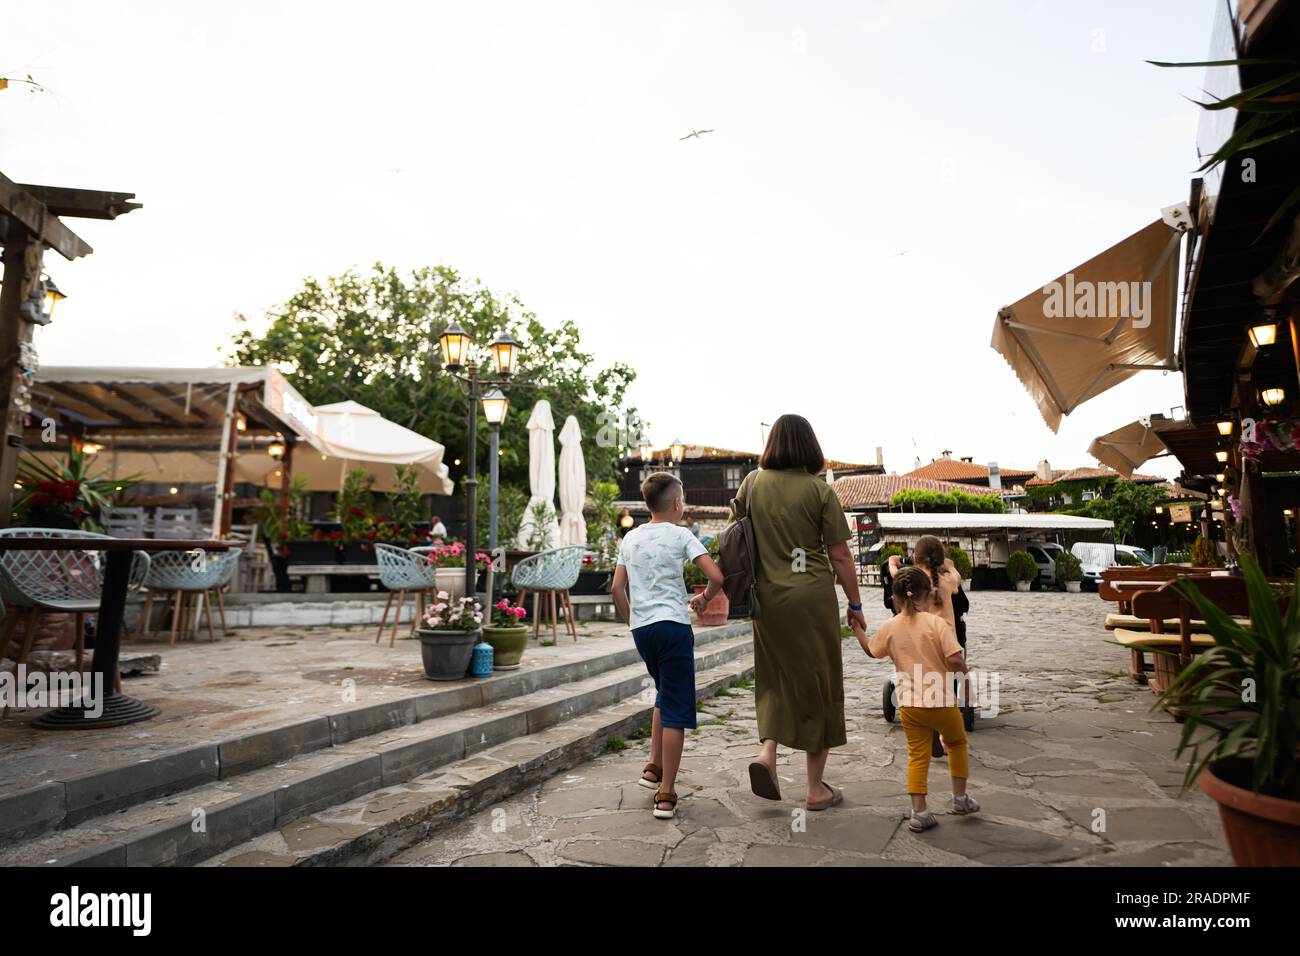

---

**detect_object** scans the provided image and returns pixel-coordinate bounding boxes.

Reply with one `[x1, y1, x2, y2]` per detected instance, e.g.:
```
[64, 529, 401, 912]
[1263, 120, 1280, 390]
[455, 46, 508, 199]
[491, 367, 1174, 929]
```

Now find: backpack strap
[731, 469, 761, 520]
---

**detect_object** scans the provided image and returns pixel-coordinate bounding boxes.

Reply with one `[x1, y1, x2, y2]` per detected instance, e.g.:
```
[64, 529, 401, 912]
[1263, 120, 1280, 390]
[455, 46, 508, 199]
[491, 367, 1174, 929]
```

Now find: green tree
[1064, 481, 1164, 545]
[226, 263, 641, 488]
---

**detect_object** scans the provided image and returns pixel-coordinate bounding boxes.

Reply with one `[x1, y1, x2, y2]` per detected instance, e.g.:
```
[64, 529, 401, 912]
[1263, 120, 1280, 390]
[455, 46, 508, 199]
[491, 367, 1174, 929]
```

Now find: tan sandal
[652, 790, 678, 819]
[806, 782, 843, 811]
[638, 762, 662, 790]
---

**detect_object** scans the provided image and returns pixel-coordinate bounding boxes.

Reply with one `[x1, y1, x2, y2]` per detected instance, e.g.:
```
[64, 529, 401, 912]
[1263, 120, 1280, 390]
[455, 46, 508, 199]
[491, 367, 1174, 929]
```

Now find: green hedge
[889, 488, 1006, 513]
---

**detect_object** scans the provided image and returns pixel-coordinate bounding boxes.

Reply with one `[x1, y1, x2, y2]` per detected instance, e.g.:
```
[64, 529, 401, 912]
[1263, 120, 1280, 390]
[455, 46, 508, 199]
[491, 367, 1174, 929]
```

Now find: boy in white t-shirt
[612, 472, 723, 820]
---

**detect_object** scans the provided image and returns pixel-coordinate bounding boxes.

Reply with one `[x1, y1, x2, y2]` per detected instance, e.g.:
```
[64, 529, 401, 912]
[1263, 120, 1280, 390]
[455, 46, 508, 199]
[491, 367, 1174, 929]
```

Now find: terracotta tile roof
[903, 459, 1036, 483]
[1025, 466, 1166, 486]
[831, 474, 1009, 511]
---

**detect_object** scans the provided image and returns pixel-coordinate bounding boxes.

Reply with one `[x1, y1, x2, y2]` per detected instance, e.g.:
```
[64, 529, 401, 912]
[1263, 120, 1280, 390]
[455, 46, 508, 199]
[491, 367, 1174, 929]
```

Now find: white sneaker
[949, 794, 980, 815]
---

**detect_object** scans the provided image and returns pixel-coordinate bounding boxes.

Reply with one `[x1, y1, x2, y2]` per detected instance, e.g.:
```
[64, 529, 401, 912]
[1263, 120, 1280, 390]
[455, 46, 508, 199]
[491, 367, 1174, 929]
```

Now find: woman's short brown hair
[759, 414, 825, 473]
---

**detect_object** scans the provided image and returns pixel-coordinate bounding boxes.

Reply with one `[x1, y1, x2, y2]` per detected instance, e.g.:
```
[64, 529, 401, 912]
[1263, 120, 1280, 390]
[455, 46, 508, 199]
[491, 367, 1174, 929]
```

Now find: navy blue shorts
[631, 620, 697, 730]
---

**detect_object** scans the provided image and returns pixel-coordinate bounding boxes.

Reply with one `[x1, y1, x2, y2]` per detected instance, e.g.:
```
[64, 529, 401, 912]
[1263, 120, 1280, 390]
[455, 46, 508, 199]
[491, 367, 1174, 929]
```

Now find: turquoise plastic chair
[137, 549, 240, 644]
[374, 543, 438, 646]
[511, 545, 585, 644]
[0, 528, 150, 680]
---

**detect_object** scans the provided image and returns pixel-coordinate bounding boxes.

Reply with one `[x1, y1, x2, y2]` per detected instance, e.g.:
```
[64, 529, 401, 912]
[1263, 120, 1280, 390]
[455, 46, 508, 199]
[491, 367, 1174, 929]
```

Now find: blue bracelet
[848, 602, 862, 612]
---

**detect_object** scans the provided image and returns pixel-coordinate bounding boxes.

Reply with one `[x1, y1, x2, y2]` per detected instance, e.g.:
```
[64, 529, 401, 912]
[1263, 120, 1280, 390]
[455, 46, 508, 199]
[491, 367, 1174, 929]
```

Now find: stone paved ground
[0, 617, 638, 794]
[387, 591, 1232, 867]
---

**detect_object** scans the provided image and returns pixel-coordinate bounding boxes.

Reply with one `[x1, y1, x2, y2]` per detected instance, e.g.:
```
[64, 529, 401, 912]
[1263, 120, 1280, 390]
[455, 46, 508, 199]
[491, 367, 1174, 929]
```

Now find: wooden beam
[14, 184, 141, 221]
[0, 172, 92, 261]
[0, 232, 42, 526]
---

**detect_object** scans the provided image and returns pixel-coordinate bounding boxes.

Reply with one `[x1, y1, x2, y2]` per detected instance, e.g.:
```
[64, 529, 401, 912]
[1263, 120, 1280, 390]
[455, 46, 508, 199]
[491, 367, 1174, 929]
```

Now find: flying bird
[680, 129, 714, 140]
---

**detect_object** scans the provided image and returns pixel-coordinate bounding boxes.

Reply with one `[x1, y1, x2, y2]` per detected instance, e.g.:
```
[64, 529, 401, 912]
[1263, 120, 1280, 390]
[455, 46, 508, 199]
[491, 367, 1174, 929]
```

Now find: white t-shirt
[617, 522, 708, 629]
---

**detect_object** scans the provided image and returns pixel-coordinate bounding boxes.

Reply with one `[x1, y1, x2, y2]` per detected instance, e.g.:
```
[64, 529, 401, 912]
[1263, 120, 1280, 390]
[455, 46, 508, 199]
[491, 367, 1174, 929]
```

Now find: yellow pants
[900, 706, 969, 795]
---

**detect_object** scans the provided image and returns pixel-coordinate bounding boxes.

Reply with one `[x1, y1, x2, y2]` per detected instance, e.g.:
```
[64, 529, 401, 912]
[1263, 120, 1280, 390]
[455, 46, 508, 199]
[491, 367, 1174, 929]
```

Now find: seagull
[680, 129, 714, 140]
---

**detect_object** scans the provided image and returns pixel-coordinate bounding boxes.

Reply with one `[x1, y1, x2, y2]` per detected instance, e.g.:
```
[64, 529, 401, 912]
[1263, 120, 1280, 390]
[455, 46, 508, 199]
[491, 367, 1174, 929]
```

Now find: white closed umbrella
[557, 415, 587, 546]
[517, 400, 561, 550]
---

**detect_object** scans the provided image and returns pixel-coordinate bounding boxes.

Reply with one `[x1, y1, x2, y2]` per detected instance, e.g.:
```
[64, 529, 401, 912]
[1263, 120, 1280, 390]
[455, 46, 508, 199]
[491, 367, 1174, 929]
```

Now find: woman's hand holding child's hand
[850, 618, 874, 658]
[689, 591, 710, 616]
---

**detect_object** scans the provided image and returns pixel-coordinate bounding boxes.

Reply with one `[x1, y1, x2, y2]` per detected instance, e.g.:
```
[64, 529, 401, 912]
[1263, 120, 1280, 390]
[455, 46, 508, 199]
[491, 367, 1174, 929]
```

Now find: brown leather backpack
[718, 470, 761, 618]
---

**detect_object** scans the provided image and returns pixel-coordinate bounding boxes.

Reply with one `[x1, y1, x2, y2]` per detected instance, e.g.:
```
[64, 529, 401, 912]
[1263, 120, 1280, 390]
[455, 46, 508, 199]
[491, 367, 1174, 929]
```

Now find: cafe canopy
[991, 216, 1184, 432]
[25, 366, 454, 533]
[1087, 418, 1170, 478]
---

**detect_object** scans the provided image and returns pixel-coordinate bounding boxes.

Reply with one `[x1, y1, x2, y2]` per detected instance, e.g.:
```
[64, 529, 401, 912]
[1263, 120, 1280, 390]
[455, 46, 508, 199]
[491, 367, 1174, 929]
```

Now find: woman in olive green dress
[731, 414, 866, 810]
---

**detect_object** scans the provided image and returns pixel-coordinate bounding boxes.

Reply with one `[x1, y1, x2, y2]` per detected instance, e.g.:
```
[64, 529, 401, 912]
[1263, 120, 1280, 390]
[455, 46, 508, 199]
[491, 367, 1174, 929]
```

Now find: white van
[1071, 542, 1152, 590]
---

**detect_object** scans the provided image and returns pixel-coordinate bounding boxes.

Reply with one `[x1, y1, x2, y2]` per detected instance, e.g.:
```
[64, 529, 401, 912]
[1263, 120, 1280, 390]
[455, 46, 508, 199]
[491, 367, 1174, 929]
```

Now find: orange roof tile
[903, 460, 1036, 483]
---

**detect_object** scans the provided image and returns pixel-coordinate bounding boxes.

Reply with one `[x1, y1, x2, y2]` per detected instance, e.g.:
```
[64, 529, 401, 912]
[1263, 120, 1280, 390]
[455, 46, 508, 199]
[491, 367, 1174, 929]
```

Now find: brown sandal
[638, 762, 662, 790]
[748, 761, 782, 801]
[652, 790, 678, 819]
[806, 782, 843, 811]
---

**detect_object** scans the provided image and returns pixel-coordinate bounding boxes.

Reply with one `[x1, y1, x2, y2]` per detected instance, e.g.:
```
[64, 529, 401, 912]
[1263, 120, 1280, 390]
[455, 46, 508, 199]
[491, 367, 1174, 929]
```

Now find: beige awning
[1087, 418, 1169, 477]
[991, 218, 1181, 432]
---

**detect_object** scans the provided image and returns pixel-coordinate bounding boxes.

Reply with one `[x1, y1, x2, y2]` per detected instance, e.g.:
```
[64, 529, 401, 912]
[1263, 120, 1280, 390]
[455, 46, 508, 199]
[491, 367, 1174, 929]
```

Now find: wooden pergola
[0, 171, 140, 526]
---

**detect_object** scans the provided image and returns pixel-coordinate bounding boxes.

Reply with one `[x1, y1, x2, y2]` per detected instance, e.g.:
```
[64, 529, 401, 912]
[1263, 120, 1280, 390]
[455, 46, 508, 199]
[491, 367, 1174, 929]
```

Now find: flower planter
[1201, 758, 1300, 866]
[690, 586, 730, 627]
[962, 579, 973, 593]
[571, 569, 612, 595]
[482, 625, 528, 669]
[417, 628, 479, 681]
[1014, 580, 1032, 592]
[284, 539, 341, 565]
[435, 568, 467, 602]
[1064, 581, 1081, 593]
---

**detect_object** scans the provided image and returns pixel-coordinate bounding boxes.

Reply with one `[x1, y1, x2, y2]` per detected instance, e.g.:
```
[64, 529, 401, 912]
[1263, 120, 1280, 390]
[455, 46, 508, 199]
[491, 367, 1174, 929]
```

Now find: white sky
[3, 0, 1219, 478]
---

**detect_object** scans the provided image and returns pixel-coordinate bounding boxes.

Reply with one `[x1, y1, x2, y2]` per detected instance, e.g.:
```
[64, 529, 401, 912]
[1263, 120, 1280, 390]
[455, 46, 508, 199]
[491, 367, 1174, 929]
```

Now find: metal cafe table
[0, 537, 236, 729]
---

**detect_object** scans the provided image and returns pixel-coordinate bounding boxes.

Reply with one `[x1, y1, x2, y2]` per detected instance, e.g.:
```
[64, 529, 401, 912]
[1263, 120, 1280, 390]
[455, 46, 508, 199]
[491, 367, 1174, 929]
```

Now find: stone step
[201, 654, 757, 867]
[0, 632, 752, 867]
[0, 620, 751, 845]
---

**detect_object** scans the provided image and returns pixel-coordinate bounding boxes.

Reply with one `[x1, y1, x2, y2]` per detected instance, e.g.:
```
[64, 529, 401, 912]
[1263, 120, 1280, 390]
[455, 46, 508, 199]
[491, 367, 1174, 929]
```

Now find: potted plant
[335, 467, 377, 563]
[423, 540, 489, 601]
[574, 480, 620, 594]
[1055, 552, 1083, 593]
[483, 598, 529, 669]
[1192, 534, 1222, 568]
[417, 593, 482, 681]
[947, 546, 973, 592]
[1161, 557, 1299, 866]
[684, 538, 729, 626]
[12, 446, 139, 530]
[1006, 550, 1037, 592]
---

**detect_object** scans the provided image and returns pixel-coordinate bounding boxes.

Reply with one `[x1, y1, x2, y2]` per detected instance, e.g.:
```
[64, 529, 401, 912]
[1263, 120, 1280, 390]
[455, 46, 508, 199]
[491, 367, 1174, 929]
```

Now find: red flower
[348, 507, 366, 518]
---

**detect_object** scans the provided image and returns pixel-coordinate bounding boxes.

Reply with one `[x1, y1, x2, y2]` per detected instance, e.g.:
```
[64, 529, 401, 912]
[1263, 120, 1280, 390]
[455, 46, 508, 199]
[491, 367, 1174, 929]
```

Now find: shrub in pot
[1006, 550, 1037, 592]
[483, 599, 529, 670]
[1160, 556, 1300, 866]
[1055, 552, 1083, 593]
[947, 546, 973, 591]
[417, 594, 482, 681]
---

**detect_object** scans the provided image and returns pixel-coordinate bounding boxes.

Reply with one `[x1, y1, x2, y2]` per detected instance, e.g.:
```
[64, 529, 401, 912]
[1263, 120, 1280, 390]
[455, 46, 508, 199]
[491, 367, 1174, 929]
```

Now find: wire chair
[0, 528, 151, 704]
[374, 543, 439, 646]
[511, 545, 585, 644]
[136, 549, 240, 644]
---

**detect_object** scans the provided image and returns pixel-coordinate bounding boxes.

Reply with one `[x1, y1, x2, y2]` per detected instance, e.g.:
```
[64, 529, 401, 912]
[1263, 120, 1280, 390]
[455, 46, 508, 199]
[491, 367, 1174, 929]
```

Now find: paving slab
[387, 591, 1232, 867]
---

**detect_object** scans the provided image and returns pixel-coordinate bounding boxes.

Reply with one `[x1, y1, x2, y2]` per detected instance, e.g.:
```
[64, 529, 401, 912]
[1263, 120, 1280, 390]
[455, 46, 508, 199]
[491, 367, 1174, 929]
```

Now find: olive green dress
[732, 468, 851, 753]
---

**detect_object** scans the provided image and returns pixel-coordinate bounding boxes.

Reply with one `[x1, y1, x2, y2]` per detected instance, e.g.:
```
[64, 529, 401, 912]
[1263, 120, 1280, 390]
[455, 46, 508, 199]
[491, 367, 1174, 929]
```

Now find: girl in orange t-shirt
[853, 566, 980, 832]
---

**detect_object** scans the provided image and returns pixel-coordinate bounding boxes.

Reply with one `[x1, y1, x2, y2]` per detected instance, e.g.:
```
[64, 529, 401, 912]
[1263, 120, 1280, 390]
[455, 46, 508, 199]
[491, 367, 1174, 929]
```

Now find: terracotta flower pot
[417, 628, 478, 681]
[690, 586, 730, 627]
[482, 625, 528, 670]
[1200, 758, 1300, 866]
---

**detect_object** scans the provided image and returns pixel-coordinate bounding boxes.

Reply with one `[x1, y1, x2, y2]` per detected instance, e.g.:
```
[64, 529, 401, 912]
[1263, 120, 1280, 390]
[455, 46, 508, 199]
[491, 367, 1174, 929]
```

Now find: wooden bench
[1115, 576, 1250, 700]
[287, 564, 381, 594]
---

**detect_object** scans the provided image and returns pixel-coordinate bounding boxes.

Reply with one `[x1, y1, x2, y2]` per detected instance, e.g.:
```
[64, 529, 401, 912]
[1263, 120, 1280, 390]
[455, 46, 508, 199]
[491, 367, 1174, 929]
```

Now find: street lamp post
[481, 388, 510, 553]
[437, 324, 522, 603]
